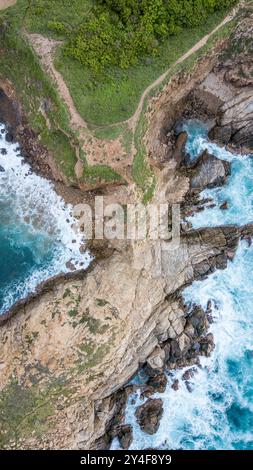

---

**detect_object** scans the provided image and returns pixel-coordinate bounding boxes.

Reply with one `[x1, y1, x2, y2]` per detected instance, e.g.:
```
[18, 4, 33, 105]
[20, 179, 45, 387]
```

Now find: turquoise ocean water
[0, 122, 90, 314]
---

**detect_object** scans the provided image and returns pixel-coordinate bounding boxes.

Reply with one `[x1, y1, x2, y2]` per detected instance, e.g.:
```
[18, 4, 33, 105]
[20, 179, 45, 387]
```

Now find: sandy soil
[0, 0, 16, 10]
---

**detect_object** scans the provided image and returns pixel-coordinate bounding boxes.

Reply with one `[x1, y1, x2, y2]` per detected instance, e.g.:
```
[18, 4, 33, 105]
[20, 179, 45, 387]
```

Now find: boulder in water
[135, 398, 163, 435]
[144, 373, 167, 397]
[66, 260, 76, 271]
[117, 424, 133, 450]
[5, 132, 14, 143]
[171, 379, 179, 391]
[190, 150, 230, 189]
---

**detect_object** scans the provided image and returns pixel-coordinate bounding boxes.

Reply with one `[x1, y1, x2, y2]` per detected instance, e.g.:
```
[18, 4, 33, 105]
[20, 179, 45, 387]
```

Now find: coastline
[0, 2, 252, 450]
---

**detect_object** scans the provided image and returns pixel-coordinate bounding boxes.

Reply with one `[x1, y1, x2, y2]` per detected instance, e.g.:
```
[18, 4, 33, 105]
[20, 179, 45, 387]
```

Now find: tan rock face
[0, 224, 241, 449]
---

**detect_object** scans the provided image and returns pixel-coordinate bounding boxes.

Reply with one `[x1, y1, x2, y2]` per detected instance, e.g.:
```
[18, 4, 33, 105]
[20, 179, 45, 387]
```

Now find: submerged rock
[145, 373, 168, 396]
[171, 379, 179, 391]
[135, 398, 163, 435]
[220, 200, 228, 210]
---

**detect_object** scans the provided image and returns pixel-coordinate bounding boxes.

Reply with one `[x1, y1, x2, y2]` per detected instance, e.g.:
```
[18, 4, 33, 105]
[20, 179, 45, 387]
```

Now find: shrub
[50, 0, 238, 75]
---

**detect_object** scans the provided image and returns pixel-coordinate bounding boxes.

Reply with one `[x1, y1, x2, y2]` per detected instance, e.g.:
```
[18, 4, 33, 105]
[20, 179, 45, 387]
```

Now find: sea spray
[0, 123, 91, 313]
[112, 120, 253, 450]
[183, 121, 253, 228]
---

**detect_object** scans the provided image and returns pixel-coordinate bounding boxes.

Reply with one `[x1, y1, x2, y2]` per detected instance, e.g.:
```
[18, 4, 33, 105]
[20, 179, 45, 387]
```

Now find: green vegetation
[0, 380, 57, 448]
[132, 97, 155, 203]
[10, 0, 237, 127]
[77, 343, 111, 372]
[79, 149, 124, 184]
[65, 0, 236, 74]
[55, 8, 236, 127]
[68, 307, 78, 317]
[132, 10, 236, 202]
[0, 0, 239, 197]
[0, 3, 122, 186]
[0, 14, 78, 183]
[83, 163, 123, 184]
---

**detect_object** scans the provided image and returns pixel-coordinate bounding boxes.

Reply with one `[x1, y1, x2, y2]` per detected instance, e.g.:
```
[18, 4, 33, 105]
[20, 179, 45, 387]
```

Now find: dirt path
[0, 0, 16, 9]
[27, 4, 241, 140]
[27, 34, 88, 132]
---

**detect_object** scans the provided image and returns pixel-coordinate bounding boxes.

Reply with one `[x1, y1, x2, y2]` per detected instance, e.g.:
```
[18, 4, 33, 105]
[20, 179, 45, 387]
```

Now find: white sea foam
[112, 243, 253, 450]
[185, 133, 253, 228]
[114, 121, 253, 450]
[0, 123, 91, 312]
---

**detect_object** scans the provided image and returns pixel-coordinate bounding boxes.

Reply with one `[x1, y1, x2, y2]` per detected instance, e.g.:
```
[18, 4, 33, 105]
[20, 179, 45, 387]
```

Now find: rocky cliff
[0, 221, 248, 449]
[0, 4, 252, 450]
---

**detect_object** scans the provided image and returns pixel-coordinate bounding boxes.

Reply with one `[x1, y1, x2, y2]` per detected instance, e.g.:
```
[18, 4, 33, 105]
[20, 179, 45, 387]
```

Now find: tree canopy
[47, 0, 237, 76]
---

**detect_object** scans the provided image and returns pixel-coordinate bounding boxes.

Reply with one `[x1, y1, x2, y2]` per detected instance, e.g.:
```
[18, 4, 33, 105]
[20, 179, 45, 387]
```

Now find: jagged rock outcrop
[210, 86, 253, 149]
[190, 150, 231, 189]
[0, 222, 250, 449]
[135, 398, 164, 435]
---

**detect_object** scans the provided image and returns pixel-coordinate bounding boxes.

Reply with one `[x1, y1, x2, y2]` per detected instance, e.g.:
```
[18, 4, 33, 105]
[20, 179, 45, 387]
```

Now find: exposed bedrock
[189, 150, 231, 190]
[0, 222, 252, 449]
[209, 12, 253, 151]
[209, 85, 253, 150]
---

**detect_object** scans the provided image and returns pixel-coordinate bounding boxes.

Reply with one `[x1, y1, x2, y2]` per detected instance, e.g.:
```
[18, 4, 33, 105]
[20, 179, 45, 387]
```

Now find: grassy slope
[132, 18, 236, 202]
[0, 1, 237, 197]
[0, 7, 78, 183]
[18, 2, 231, 127]
[0, 0, 123, 186]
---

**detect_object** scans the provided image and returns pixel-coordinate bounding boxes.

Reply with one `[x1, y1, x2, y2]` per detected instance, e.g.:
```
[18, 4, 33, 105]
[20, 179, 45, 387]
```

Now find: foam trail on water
[0, 123, 91, 313]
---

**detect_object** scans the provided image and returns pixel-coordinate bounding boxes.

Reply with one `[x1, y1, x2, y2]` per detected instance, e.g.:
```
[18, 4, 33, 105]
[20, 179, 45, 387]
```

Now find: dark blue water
[113, 121, 253, 450]
[0, 123, 90, 313]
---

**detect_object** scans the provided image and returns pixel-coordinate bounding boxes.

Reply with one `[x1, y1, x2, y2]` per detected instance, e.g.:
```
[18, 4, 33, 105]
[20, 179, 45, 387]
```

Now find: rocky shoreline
[93, 9, 253, 448]
[0, 6, 252, 450]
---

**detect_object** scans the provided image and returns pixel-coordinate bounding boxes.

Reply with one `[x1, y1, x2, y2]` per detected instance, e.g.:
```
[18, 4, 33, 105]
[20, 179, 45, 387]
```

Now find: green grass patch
[83, 164, 123, 185]
[53, 9, 232, 127]
[92, 122, 127, 141]
[132, 99, 156, 203]
[80, 148, 123, 184]
[0, 380, 55, 448]
[0, 11, 78, 183]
